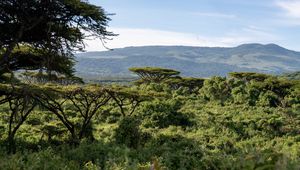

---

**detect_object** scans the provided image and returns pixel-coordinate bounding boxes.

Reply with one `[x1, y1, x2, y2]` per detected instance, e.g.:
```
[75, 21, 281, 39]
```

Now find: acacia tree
[164, 77, 205, 93]
[228, 72, 270, 82]
[36, 85, 110, 143]
[65, 86, 111, 139]
[107, 86, 153, 117]
[0, 84, 38, 153]
[129, 67, 180, 83]
[0, 0, 114, 76]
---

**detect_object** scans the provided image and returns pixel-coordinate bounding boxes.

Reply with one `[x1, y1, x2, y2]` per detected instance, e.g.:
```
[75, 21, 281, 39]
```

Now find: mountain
[75, 43, 300, 79]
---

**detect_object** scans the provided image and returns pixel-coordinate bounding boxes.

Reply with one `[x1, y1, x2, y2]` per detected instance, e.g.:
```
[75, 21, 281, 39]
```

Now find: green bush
[140, 100, 193, 128]
[114, 117, 149, 149]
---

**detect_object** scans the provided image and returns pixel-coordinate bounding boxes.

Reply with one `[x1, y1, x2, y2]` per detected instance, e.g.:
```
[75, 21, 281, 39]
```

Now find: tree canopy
[107, 85, 157, 116]
[0, 0, 115, 76]
[129, 67, 180, 83]
[229, 72, 271, 82]
[2, 45, 75, 77]
[164, 77, 205, 92]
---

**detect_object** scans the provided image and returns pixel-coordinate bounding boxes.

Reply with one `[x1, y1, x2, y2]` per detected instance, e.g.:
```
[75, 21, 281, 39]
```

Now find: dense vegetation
[0, 67, 299, 169]
[282, 71, 300, 80]
[1, 1, 300, 169]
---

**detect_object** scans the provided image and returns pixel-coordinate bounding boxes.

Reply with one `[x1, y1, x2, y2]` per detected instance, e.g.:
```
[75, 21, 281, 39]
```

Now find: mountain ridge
[75, 43, 300, 79]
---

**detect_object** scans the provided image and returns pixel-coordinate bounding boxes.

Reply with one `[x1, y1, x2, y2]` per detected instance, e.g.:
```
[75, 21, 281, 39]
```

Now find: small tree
[0, 84, 38, 153]
[229, 72, 270, 82]
[36, 85, 110, 143]
[129, 67, 180, 83]
[164, 76, 205, 93]
[107, 86, 154, 117]
[200, 76, 232, 104]
[65, 86, 111, 139]
[249, 77, 295, 107]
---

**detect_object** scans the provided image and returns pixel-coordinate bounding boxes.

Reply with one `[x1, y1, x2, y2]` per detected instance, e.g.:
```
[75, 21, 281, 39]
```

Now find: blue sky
[85, 0, 300, 51]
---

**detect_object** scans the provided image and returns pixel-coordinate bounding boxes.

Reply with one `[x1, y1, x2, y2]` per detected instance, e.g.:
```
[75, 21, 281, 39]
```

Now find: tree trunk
[79, 121, 95, 141]
[70, 129, 80, 146]
[7, 131, 17, 154]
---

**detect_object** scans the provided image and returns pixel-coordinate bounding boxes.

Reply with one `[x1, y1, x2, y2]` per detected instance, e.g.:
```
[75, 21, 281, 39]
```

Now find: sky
[85, 0, 300, 51]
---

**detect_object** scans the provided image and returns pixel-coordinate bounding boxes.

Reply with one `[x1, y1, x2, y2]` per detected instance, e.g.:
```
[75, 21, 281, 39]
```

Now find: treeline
[0, 67, 299, 169]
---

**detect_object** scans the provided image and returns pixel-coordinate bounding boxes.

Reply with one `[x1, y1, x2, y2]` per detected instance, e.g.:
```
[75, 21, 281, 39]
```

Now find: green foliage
[229, 72, 271, 82]
[0, 148, 79, 170]
[5, 46, 76, 77]
[230, 148, 300, 170]
[164, 76, 205, 93]
[200, 76, 232, 104]
[107, 85, 157, 116]
[114, 117, 148, 149]
[140, 99, 193, 128]
[0, 0, 115, 78]
[0, 71, 299, 169]
[21, 71, 83, 85]
[281, 71, 300, 80]
[146, 134, 204, 169]
[129, 67, 180, 83]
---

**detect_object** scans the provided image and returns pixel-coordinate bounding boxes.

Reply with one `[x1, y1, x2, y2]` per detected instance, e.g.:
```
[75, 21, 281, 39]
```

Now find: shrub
[140, 100, 193, 128]
[114, 117, 149, 149]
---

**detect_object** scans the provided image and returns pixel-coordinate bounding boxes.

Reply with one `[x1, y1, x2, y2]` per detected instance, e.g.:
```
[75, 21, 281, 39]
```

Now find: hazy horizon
[80, 43, 300, 53]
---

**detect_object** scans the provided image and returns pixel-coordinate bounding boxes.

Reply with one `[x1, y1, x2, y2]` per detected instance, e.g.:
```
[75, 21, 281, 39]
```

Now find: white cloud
[272, 0, 300, 26]
[84, 28, 221, 51]
[84, 27, 279, 51]
[276, 0, 300, 18]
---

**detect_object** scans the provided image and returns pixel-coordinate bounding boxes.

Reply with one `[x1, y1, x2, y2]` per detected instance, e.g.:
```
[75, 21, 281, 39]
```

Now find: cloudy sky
[85, 0, 300, 51]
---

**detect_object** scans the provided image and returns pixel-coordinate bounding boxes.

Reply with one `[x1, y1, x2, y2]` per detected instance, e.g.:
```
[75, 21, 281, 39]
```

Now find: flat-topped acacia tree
[228, 72, 271, 82]
[36, 85, 111, 143]
[164, 77, 205, 93]
[65, 86, 111, 139]
[107, 86, 155, 117]
[129, 67, 180, 83]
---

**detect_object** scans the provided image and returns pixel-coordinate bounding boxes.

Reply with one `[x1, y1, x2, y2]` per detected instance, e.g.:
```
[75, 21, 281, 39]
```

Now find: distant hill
[75, 43, 300, 79]
[282, 71, 300, 80]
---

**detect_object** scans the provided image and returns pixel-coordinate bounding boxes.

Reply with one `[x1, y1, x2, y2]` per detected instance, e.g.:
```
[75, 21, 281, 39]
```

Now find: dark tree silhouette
[0, 0, 115, 76]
